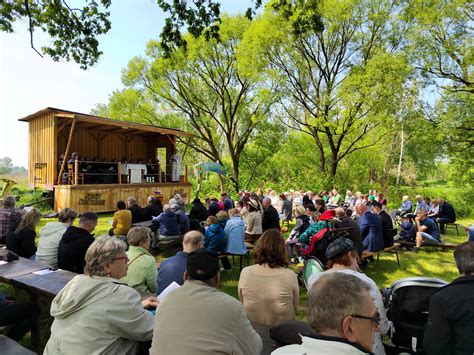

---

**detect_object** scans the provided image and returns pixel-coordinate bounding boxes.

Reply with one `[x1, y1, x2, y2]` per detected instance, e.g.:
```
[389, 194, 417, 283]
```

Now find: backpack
[386, 277, 448, 353]
[304, 222, 348, 267]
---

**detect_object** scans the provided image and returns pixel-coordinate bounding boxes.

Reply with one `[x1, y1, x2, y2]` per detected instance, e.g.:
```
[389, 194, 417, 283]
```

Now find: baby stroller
[385, 277, 448, 354]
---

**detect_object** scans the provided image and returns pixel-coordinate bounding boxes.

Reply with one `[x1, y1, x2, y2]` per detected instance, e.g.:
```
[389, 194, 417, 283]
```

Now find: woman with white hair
[44, 236, 157, 355]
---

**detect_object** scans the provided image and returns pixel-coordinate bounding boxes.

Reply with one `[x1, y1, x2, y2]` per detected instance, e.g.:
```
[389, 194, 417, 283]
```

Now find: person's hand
[415, 216, 420, 222]
[142, 297, 159, 309]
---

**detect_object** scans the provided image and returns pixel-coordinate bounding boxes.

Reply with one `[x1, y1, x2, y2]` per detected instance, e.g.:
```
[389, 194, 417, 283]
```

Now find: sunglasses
[351, 311, 380, 325]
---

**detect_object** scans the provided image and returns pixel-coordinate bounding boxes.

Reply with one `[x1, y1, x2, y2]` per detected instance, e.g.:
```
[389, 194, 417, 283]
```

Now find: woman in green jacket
[121, 227, 158, 293]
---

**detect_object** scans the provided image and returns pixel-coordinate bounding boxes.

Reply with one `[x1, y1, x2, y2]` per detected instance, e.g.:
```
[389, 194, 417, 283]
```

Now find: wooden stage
[54, 182, 192, 213]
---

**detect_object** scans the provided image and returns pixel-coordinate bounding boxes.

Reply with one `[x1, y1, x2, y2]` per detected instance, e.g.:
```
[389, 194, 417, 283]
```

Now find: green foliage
[1, 0, 112, 69]
[0, 156, 13, 175]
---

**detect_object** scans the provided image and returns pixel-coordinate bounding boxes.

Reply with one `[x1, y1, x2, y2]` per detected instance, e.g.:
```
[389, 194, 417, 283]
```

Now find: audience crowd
[0, 187, 471, 355]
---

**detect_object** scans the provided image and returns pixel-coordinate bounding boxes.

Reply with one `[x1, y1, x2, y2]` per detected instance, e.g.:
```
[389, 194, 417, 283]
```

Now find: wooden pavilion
[20, 108, 193, 213]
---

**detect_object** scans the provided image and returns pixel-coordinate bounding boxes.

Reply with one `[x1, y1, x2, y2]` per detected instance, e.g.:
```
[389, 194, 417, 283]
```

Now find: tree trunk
[396, 122, 405, 186]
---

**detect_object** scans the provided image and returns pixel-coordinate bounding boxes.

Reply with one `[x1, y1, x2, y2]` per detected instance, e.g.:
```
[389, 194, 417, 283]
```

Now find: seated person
[356, 204, 384, 253]
[424, 241, 474, 354]
[333, 207, 363, 259]
[37, 208, 77, 268]
[171, 203, 190, 235]
[58, 212, 97, 273]
[307, 238, 390, 355]
[0, 293, 39, 342]
[397, 195, 413, 215]
[204, 216, 226, 254]
[143, 196, 163, 221]
[415, 209, 441, 250]
[121, 227, 157, 293]
[44, 236, 157, 354]
[0, 195, 23, 244]
[204, 215, 231, 271]
[188, 198, 208, 223]
[436, 198, 456, 234]
[244, 199, 263, 244]
[413, 195, 429, 215]
[286, 205, 310, 259]
[224, 209, 247, 255]
[298, 210, 335, 246]
[262, 198, 280, 231]
[109, 200, 132, 237]
[371, 201, 394, 248]
[305, 204, 318, 224]
[156, 231, 204, 295]
[150, 249, 262, 355]
[314, 199, 326, 214]
[151, 204, 180, 243]
[272, 272, 378, 354]
[398, 216, 416, 241]
[6, 208, 42, 259]
[238, 230, 299, 327]
[427, 198, 440, 219]
[127, 196, 145, 224]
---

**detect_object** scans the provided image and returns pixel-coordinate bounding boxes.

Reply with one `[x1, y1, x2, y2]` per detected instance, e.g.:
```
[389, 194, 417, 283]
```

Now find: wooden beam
[56, 119, 76, 184]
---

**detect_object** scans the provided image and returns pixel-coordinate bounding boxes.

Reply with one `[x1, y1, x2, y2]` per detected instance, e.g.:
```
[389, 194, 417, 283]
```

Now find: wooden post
[185, 165, 188, 183]
[158, 161, 162, 183]
[118, 162, 122, 184]
[56, 119, 76, 184]
[74, 159, 79, 185]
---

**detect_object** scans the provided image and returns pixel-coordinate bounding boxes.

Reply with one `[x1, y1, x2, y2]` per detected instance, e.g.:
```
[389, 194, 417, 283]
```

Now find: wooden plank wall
[28, 113, 55, 189]
[54, 183, 192, 213]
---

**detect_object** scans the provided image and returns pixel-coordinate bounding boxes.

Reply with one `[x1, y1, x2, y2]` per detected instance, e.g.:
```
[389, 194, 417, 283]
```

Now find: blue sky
[0, 0, 253, 167]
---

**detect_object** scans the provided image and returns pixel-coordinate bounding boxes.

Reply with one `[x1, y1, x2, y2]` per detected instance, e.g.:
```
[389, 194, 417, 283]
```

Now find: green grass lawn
[1, 214, 472, 351]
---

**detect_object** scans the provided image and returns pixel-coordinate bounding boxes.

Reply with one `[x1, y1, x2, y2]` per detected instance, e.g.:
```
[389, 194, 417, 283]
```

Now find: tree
[240, 0, 411, 183]
[0, 157, 13, 175]
[404, 0, 473, 94]
[1, 0, 112, 69]
[1, 0, 270, 67]
[116, 15, 278, 192]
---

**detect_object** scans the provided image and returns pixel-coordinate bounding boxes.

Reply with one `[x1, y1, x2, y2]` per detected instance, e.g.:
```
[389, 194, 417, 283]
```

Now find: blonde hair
[15, 208, 42, 234]
[127, 227, 151, 246]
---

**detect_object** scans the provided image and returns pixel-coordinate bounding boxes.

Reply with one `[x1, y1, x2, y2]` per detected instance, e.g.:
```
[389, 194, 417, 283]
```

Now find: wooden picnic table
[11, 269, 77, 299]
[0, 257, 49, 282]
[0, 257, 78, 352]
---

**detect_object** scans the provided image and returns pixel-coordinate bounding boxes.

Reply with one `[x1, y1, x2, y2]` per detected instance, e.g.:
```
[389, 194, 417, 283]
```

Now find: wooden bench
[396, 239, 456, 251]
[362, 243, 401, 267]
[445, 223, 460, 236]
[0, 334, 37, 354]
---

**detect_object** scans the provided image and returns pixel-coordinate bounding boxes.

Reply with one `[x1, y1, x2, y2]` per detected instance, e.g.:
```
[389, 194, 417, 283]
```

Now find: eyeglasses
[351, 311, 380, 325]
[112, 255, 128, 262]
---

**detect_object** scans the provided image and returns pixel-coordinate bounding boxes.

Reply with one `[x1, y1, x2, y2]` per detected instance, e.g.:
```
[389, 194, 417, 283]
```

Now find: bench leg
[239, 255, 243, 272]
[395, 249, 400, 267]
[376, 253, 380, 262]
[455, 224, 459, 236]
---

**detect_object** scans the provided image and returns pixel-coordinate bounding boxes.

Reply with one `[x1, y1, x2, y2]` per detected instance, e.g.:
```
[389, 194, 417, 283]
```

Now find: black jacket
[438, 201, 456, 222]
[189, 203, 208, 222]
[424, 275, 474, 355]
[379, 211, 394, 248]
[58, 226, 95, 274]
[143, 203, 163, 221]
[334, 217, 363, 258]
[6, 228, 37, 259]
[129, 204, 145, 224]
[262, 205, 280, 231]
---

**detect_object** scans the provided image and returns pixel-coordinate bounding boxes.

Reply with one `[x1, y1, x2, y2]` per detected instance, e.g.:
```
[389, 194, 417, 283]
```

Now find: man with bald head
[262, 197, 280, 231]
[334, 207, 363, 258]
[156, 230, 204, 295]
[356, 203, 384, 253]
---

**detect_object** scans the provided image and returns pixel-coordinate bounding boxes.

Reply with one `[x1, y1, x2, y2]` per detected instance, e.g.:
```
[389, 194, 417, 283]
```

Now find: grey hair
[127, 227, 151, 246]
[454, 241, 474, 275]
[3, 196, 16, 208]
[84, 236, 127, 276]
[308, 273, 371, 333]
[127, 196, 137, 205]
[183, 231, 204, 248]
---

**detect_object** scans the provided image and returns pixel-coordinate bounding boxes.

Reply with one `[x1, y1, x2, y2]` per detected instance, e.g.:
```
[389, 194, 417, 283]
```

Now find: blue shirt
[204, 223, 226, 254]
[400, 200, 412, 213]
[422, 218, 441, 241]
[156, 251, 188, 295]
